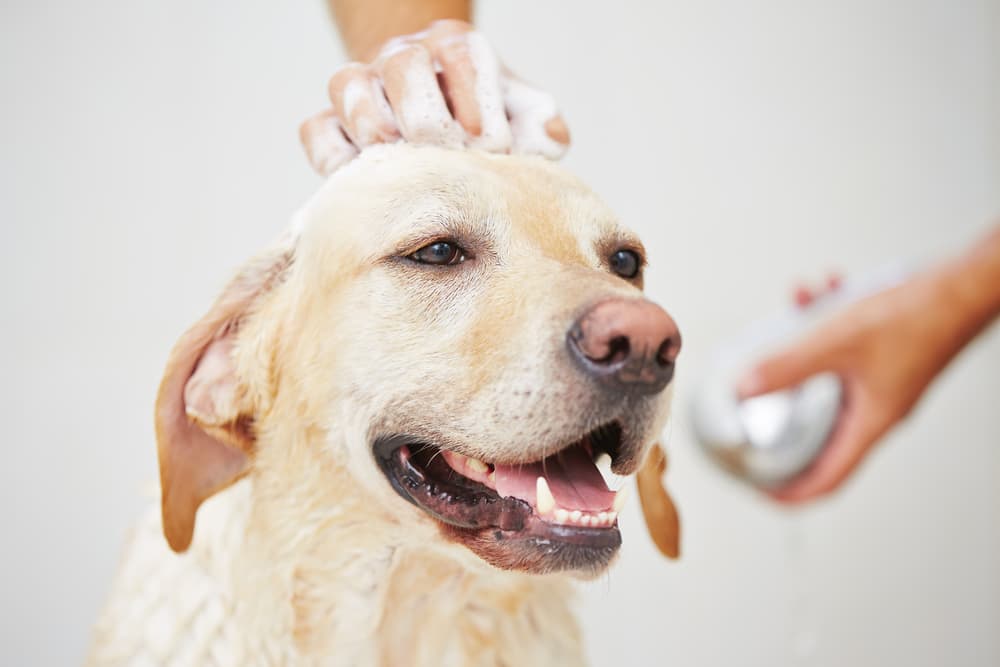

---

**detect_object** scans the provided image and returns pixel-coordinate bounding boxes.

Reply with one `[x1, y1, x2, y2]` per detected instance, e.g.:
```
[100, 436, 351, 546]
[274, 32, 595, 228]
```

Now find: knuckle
[298, 117, 317, 144]
[434, 35, 471, 63]
[379, 41, 431, 70]
[428, 18, 473, 36]
[328, 63, 369, 98]
[298, 110, 332, 143]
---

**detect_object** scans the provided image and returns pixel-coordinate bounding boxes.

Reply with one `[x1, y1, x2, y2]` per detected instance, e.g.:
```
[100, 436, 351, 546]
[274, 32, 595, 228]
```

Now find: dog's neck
[215, 431, 586, 666]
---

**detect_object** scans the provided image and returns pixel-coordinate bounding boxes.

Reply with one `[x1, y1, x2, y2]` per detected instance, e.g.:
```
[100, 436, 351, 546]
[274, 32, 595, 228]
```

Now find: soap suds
[505, 77, 568, 159]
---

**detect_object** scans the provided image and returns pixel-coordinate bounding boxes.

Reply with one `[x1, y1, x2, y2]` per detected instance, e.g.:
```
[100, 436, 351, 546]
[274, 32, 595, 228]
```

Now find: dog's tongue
[493, 444, 615, 512]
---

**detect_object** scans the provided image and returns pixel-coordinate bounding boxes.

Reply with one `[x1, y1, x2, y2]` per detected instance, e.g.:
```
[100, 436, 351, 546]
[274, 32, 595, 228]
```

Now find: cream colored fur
[88, 146, 675, 666]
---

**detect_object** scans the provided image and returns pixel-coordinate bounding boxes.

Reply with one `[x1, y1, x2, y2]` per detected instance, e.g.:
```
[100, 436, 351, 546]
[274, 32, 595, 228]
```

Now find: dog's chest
[290, 538, 587, 666]
[90, 483, 586, 667]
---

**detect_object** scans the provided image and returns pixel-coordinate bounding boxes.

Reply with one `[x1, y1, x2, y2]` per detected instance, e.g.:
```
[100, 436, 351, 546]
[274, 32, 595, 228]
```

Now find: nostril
[601, 336, 630, 365]
[656, 337, 679, 368]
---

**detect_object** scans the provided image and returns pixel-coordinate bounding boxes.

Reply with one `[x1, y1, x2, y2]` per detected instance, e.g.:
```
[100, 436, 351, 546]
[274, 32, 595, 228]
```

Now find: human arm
[737, 224, 1000, 503]
[328, 0, 470, 61]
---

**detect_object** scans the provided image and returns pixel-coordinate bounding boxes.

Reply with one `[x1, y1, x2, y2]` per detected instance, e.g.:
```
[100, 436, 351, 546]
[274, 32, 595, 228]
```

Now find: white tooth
[467, 457, 489, 474]
[441, 450, 464, 472]
[608, 511, 618, 524]
[555, 509, 570, 523]
[598, 511, 609, 524]
[487, 471, 496, 485]
[569, 510, 582, 522]
[535, 477, 555, 515]
[594, 452, 627, 489]
[612, 488, 628, 513]
[581, 515, 592, 526]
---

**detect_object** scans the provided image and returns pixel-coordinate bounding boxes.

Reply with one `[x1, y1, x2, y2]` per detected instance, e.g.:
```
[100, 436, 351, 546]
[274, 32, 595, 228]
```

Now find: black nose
[567, 298, 681, 395]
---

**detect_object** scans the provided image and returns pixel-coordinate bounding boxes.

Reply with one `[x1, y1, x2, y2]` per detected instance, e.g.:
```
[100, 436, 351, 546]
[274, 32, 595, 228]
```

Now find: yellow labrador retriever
[89, 145, 680, 666]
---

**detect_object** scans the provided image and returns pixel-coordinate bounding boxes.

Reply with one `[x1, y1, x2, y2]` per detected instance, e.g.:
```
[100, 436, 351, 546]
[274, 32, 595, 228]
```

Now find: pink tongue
[493, 445, 615, 512]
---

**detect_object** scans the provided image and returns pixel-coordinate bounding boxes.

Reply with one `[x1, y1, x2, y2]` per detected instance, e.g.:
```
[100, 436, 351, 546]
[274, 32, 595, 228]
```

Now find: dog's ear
[155, 247, 291, 553]
[636, 442, 681, 559]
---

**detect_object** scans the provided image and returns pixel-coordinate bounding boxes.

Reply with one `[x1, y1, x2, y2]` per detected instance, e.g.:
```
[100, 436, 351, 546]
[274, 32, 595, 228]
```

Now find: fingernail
[793, 285, 814, 308]
[544, 116, 570, 145]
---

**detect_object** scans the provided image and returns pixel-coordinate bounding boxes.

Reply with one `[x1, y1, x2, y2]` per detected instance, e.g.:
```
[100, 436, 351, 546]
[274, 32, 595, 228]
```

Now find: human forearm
[328, 0, 472, 60]
[934, 224, 1000, 353]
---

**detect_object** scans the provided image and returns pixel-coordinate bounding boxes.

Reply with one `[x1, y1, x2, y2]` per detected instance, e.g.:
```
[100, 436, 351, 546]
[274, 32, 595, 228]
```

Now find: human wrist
[330, 0, 472, 61]
[934, 225, 1000, 348]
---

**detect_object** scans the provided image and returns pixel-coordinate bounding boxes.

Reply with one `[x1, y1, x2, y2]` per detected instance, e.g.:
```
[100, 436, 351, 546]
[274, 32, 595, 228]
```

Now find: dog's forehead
[296, 146, 626, 256]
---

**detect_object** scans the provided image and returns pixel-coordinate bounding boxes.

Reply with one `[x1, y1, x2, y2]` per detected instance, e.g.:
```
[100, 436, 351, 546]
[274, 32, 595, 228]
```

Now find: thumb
[735, 333, 836, 399]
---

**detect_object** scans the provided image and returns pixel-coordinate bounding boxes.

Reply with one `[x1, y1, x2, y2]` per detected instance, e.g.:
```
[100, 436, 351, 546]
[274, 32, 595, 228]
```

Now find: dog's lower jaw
[90, 476, 587, 667]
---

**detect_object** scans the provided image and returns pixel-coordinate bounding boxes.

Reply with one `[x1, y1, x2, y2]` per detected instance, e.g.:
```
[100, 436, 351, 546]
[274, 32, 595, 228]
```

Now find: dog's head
[155, 145, 680, 577]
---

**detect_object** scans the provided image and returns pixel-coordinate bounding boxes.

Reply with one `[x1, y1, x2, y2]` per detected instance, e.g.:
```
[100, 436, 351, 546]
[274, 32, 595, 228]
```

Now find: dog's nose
[567, 298, 681, 394]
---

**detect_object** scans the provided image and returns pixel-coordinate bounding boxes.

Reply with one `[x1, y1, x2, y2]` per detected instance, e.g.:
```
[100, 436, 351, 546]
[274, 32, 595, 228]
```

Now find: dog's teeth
[612, 488, 628, 513]
[487, 471, 496, 485]
[608, 511, 618, 524]
[446, 450, 469, 466]
[594, 452, 627, 490]
[536, 477, 555, 515]
[598, 511, 609, 524]
[555, 509, 570, 523]
[467, 457, 489, 474]
[569, 510, 582, 523]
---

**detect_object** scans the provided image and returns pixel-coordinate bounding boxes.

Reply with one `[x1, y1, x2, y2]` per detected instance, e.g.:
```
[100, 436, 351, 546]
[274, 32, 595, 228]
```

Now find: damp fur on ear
[155, 245, 292, 552]
[636, 443, 681, 559]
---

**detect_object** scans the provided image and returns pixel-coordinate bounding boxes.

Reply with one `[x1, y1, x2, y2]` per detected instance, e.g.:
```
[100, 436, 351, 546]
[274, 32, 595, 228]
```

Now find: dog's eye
[410, 241, 467, 266]
[609, 249, 641, 279]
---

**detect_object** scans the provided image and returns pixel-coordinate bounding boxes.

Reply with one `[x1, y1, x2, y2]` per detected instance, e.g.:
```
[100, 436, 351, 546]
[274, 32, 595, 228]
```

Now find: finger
[327, 64, 400, 148]
[377, 42, 464, 146]
[299, 109, 359, 176]
[769, 400, 881, 503]
[504, 77, 570, 159]
[735, 332, 839, 399]
[793, 283, 816, 308]
[426, 30, 512, 152]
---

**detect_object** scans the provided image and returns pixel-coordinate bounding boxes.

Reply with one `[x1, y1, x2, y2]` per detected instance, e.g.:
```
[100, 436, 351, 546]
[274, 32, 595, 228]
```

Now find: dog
[88, 144, 681, 666]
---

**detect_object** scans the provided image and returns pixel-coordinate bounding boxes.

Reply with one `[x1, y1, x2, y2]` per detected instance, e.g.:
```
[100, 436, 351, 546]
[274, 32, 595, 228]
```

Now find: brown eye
[410, 241, 467, 266]
[609, 249, 641, 278]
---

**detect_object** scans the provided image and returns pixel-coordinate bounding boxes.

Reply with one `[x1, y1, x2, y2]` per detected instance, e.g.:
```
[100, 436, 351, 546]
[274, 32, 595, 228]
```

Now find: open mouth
[373, 423, 628, 574]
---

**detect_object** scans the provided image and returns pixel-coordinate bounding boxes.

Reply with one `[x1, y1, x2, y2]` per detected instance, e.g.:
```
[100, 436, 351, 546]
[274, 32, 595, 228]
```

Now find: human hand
[300, 19, 570, 176]
[735, 271, 968, 504]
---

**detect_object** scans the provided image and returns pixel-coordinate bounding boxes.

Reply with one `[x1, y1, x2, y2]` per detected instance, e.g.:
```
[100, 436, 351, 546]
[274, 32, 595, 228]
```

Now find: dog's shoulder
[87, 481, 253, 666]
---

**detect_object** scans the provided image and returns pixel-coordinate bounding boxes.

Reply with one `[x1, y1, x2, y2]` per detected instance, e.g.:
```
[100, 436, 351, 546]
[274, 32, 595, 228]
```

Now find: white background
[2, 1, 998, 664]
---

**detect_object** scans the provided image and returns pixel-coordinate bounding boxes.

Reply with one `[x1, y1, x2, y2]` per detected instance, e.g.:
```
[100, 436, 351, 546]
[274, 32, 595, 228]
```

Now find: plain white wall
[2, 1, 998, 665]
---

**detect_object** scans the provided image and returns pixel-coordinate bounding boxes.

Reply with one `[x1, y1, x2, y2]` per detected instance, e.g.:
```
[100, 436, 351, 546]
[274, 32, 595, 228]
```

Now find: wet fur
[88, 146, 674, 666]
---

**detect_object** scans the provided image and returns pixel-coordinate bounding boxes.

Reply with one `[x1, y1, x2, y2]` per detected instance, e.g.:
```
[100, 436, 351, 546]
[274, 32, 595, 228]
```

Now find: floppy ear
[636, 443, 681, 559]
[155, 247, 291, 552]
